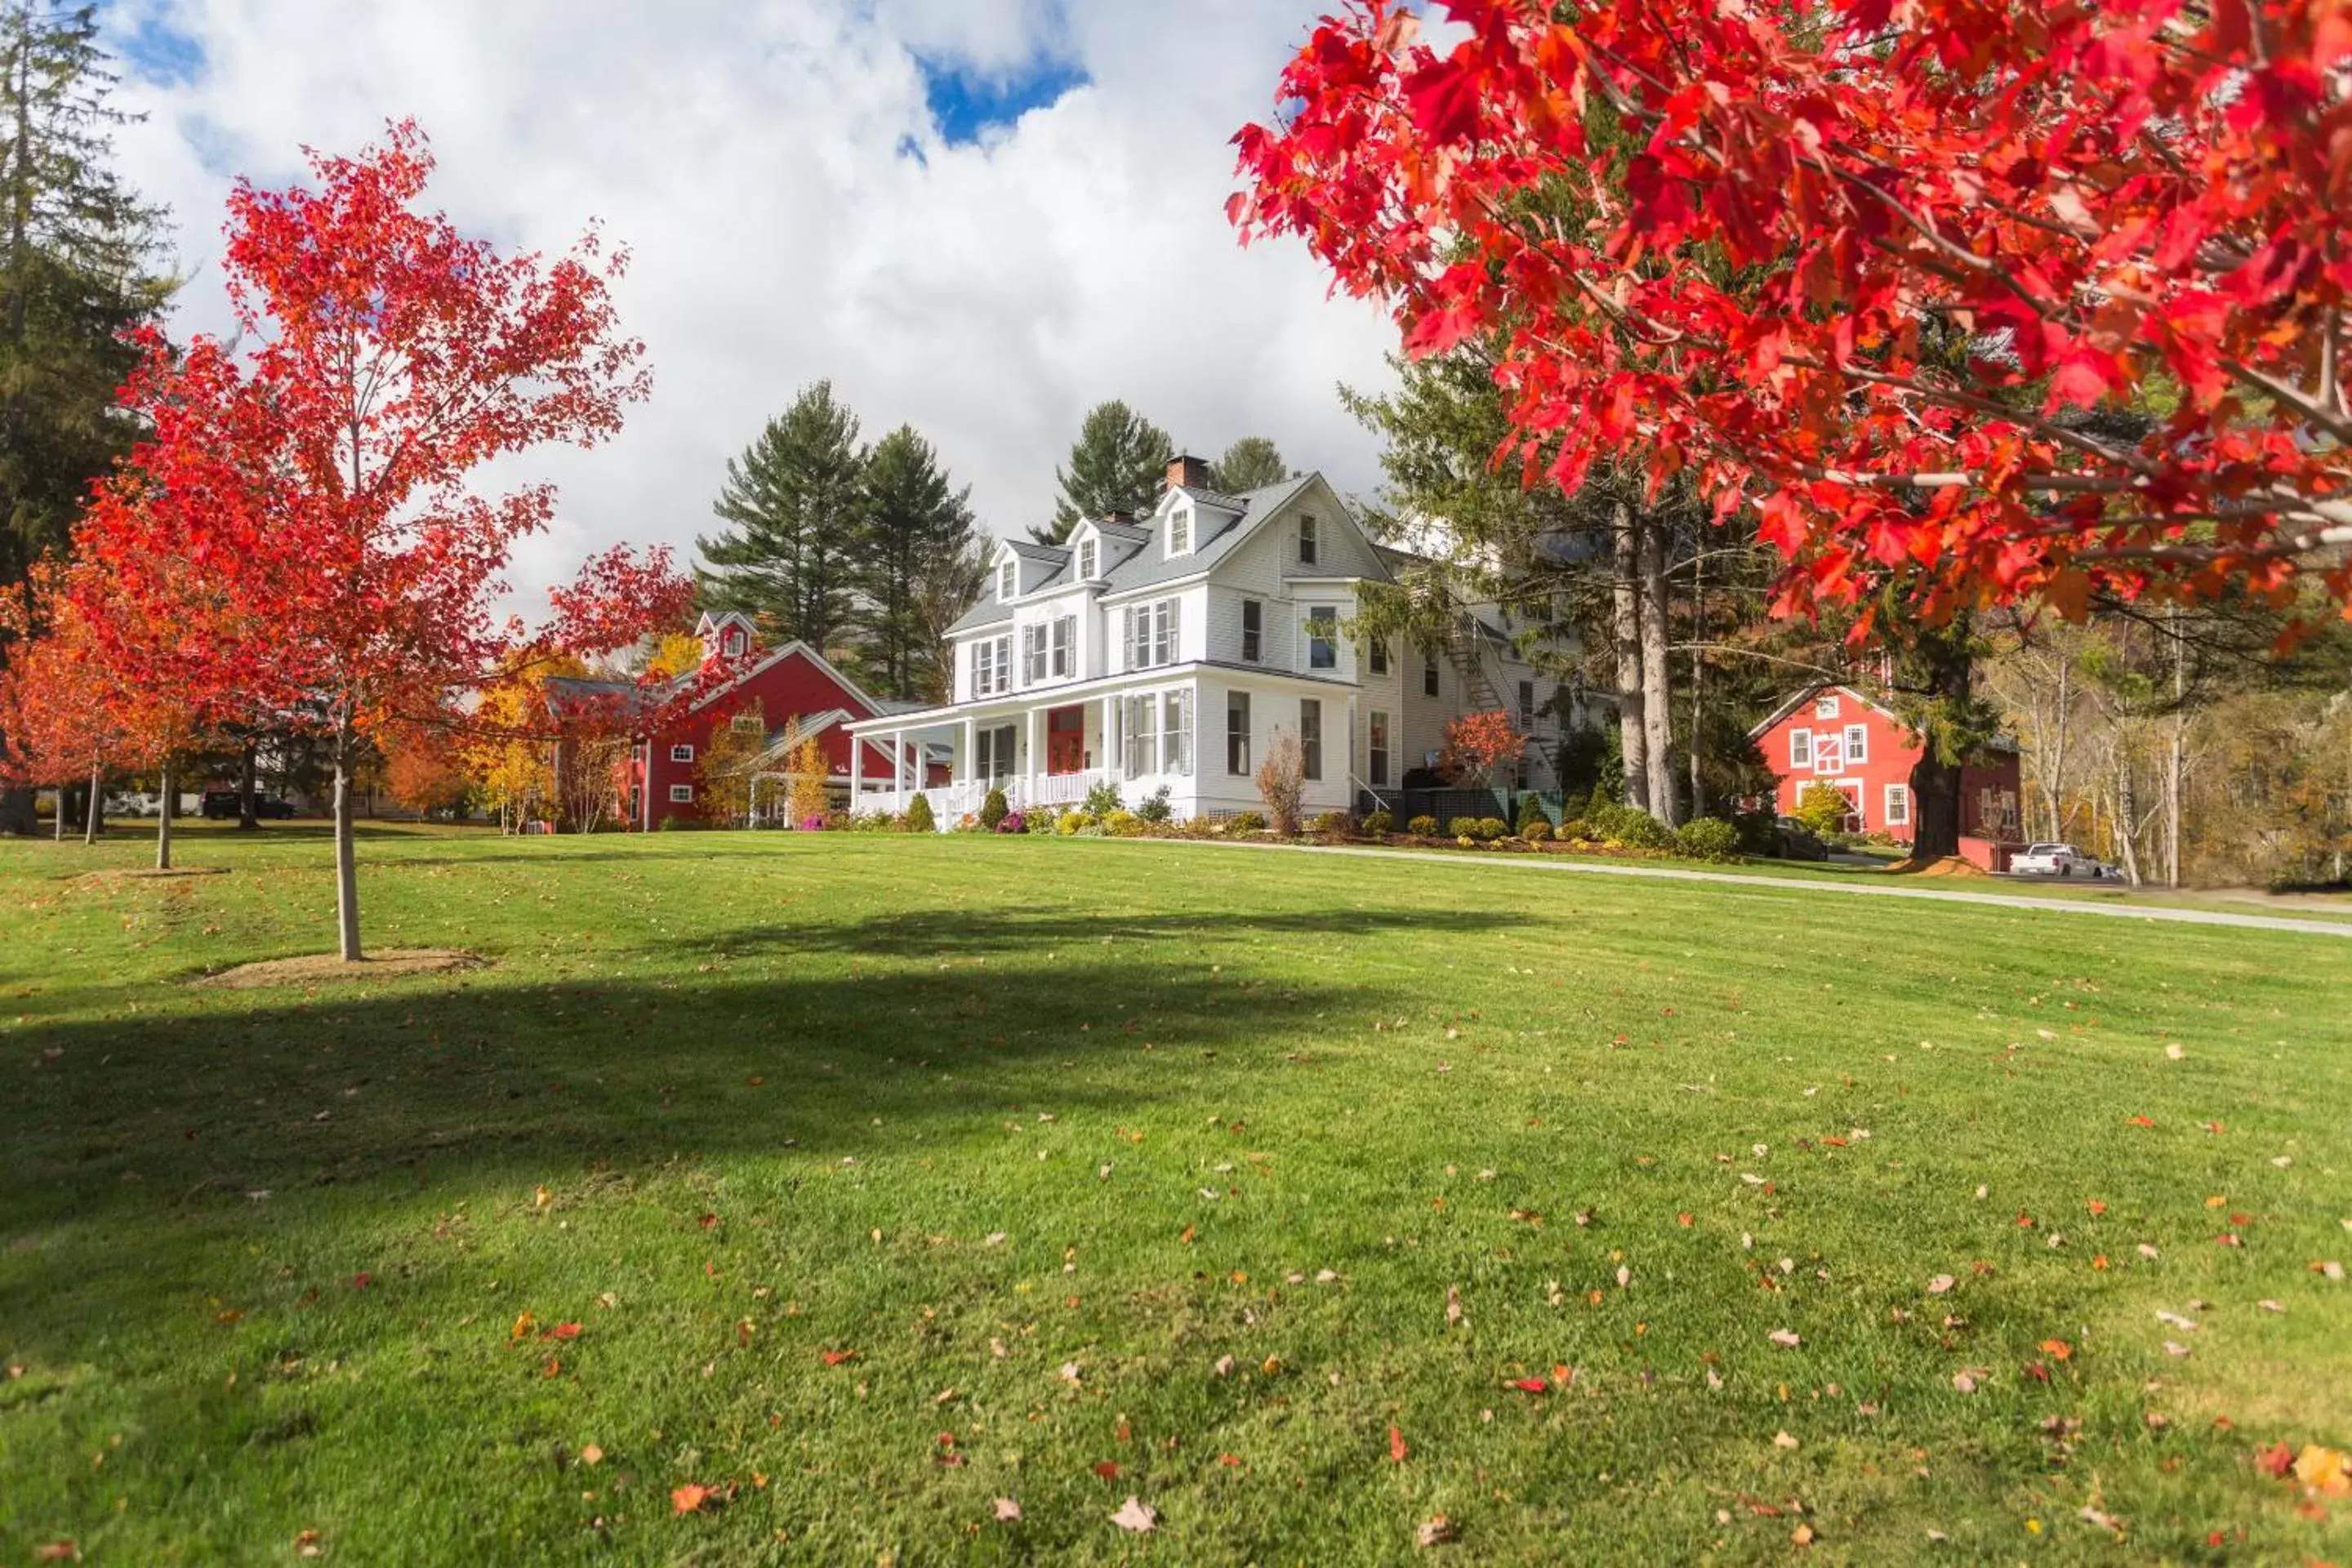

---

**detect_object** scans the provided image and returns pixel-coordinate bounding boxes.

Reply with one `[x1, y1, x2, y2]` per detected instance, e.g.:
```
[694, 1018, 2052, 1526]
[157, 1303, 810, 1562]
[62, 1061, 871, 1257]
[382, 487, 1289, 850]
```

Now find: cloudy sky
[91, 0, 1402, 604]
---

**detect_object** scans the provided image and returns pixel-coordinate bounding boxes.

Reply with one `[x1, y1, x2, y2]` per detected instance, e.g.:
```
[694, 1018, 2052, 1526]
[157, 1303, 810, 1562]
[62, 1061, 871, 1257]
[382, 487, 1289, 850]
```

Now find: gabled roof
[1746, 683, 1900, 740]
[945, 473, 1359, 631]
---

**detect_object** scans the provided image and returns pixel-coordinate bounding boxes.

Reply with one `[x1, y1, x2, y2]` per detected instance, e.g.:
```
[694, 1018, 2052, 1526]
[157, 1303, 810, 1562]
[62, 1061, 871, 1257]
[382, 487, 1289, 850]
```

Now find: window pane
[1227, 692, 1250, 775]
[1301, 698, 1322, 781]
[1308, 607, 1336, 670]
[1241, 599, 1261, 662]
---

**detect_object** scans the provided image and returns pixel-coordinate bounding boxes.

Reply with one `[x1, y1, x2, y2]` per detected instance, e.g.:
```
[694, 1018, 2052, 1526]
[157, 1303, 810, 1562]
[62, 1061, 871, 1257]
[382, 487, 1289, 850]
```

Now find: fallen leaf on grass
[2295, 1446, 2350, 1496]
[2079, 1506, 2123, 1533]
[995, 1497, 1022, 1521]
[1446, 1284, 1464, 1326]
[1791, 1523, 1816, 1546]
[2256, 1441, 2296, 1478]
[550, 1322, 581, 1341]
[2156, 1310, 2197, 1330]
[1508, 1377, 1548, 1393]
[1390, 1424, 1408, 1462]
[2039, 1338, 2073, 1361]
[1110, 1496, 1157, 1532]
[1927, 1275, 1955, 1295]
[1773, 1430, 1800, 1450]
[580, 1445, 604, 1466]
[1092, 1460, 1121, 1480]
[1416, 1515, 1459, 1547]
[821, 1349, 858, 1366]
[1952, 1371, 1980, 1394]
[33, 1544, 75, 1563]
[1768, 1329, 1801, 1348]
[671, 1483, 712, 1515]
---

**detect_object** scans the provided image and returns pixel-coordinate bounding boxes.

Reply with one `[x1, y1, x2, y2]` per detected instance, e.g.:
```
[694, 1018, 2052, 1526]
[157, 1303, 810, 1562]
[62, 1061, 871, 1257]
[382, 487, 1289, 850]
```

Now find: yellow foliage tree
[787, 733, 830, 825]
[698, 701, 766, 826]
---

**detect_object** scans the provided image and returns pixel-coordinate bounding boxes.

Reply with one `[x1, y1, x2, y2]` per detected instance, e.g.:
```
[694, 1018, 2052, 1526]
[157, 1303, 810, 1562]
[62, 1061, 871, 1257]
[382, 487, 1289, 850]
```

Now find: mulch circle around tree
[193, 950, 485, 989]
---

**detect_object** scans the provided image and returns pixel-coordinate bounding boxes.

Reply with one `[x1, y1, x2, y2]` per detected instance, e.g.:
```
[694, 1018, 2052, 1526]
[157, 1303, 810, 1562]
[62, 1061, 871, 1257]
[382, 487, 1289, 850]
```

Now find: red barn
[1748, 684, 2025, 870]
[597, 612, 912, 828]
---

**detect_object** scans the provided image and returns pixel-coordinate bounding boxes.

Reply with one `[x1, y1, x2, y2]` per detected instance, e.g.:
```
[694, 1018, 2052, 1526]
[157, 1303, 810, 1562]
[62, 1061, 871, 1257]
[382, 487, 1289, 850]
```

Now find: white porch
[846, 684, 1199, 828]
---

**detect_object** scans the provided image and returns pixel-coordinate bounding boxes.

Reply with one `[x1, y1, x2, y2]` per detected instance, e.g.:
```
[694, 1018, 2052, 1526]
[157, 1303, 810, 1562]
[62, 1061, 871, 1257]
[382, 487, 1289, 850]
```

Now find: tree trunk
[84, 761, 100, 844]
[1610, 502, 1648, 811]
[53, 781, 65, 840]
[2164, 607, 2185, 889]
[1909, 753, 1963, 861]
[238, 738, 260, 831]
[1637, 518, 1678, 826]
[1687, 550, 1706, 820]
[0, 783, 31, 836]
[155, 756, 172, 871]
[2115, 757, 2144, 888]
[332, 727, 362, 961]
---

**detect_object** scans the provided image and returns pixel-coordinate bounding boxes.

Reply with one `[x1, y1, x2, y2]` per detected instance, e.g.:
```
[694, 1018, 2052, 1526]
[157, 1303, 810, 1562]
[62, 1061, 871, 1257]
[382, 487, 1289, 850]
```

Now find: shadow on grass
[0, 906, 1507, 1345]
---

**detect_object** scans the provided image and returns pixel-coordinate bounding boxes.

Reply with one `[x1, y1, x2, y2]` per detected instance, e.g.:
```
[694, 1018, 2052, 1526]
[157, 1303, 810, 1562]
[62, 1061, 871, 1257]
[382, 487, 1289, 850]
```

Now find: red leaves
[1508, 1377, 1549, 1393]
[2256, 1441, 2296, 1478]
[1231, 0, 2352, 623]
[821, 1349, 858, 1367]
[1390, 1424, 1409, 1462]
[670, 1483, 712, 1516]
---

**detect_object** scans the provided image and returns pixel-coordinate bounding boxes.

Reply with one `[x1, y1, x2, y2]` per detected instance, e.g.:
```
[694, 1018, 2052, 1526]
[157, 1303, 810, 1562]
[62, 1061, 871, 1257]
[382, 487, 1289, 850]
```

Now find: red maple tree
[82, 121, 686, 956]
[1438, 708, 1529, 787]
[0, 566, 125, 843]
[1232, 0, 2352, 627]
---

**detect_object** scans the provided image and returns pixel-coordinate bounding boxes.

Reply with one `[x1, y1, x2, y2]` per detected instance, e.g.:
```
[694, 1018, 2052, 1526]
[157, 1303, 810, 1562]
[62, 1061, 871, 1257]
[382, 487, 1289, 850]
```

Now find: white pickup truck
[2010, 842, 2110, 878]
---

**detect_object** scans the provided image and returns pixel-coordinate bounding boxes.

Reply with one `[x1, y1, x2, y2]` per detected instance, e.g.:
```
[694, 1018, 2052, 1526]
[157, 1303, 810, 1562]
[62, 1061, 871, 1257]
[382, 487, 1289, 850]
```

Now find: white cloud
[101, 0, 1399, 605]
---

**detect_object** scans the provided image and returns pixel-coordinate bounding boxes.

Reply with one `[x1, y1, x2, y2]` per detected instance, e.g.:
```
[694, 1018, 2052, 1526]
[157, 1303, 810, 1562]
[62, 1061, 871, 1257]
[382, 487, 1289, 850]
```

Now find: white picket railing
[859, 769, 1121, 828]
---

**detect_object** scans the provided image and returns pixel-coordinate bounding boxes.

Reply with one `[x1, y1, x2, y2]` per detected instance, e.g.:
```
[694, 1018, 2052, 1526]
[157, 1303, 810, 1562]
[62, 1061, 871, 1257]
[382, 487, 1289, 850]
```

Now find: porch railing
[857, 769, 1122, 828]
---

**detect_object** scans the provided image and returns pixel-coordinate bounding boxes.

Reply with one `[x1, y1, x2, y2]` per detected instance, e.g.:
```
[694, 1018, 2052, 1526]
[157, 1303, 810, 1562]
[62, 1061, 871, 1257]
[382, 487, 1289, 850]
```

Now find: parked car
[2010, 842, 2114, 878]
[200, 788, 297, 820]
[1773, 816, 1830, 862]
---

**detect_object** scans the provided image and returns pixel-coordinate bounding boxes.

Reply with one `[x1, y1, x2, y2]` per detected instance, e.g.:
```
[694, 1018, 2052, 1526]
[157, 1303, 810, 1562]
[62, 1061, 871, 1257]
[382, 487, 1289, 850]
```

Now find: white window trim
[1076, 536, 1098, 580]
[997, 559, 1017, 603]
[1050, 615, 1074, 678]
[670, 743, 695, 764]
[1844, 724, 1869, 764]
[1167, 504, 1192, 558]
[1305, 605, 1339, 671]
[668, 784, 694, 803]
[1241, 598, 1263, 663]
[1298, 514, 1320, 565]
[1814, 694, 1841, 719]
[1788, 727, 1812, 769]
[1884, 782, 1910, 827]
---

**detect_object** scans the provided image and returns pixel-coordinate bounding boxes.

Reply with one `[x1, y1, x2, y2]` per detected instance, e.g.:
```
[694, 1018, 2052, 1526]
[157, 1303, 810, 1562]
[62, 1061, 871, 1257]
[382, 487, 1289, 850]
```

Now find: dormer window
[997, 558, 1017, 603]
[1298, 515, 1320, 565]
[724, 629, 746, 658]
[1077, 537, 1098, 580]
[1168, 506, 1192, 557]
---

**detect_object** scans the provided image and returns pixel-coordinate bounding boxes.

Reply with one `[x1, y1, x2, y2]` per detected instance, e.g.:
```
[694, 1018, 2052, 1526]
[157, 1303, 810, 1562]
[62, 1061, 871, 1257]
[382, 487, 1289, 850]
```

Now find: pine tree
[860, 424, 973, 702]
[699, 381, 867, 660]
[1208, 436, 1288, 493]
[0, 2, 170, 835]
[1036, 399, 1171, 543]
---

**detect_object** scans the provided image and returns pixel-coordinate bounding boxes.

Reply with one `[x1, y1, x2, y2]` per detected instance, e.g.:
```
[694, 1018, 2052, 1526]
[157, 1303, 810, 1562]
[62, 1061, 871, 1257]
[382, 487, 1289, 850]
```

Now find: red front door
[1047, 706, 1085, 775]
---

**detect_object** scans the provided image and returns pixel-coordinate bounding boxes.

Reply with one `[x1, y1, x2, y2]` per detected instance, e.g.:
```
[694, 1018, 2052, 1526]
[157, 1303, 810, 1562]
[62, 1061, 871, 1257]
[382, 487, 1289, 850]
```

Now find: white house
[844, 457, 1593, 825]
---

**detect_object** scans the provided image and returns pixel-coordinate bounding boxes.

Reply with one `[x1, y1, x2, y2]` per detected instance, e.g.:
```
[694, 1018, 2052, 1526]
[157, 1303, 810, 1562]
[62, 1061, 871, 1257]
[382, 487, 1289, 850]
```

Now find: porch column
[962, 717, 976, 787]
[849, 730, 862, 803]
[1103, 695, 1117, 780]
[1025, 707, 1041, 794]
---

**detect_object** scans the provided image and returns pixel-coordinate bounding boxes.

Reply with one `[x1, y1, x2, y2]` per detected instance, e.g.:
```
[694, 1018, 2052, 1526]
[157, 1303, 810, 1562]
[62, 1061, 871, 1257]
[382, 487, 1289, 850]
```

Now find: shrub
[1307, 808, 1352, 837]
[1406, 813, 1440, 837]
[657, 812, 693, 831]
[1082, 779, 1123, 822]
[1254, 727, 1306, 835]
[1794, 781, 1853, 838]
[997, 809, 1027, 835]
[1135, 786, 1174, 824]
[1475, 816, 1509, 842]
[1515, 792, 1548, 835]
[1027, 808, 1058, 834]
[798, 813, 826, 832]
[1103, 809, 1143, 837]
[1226, 809, 1267, 834]
[1361, 808, 1395, 836]
[849, 809, 893, 832]
[1676, 817, 1742, 862]
[905, 794, 937, 834]
[1447, 816, 1479, 839]
[1733, 806, 1780, 855]
[1522, 821, 1552, 843]
[979, 787, 1009, 830]
[1589, 803, 1674, 849]
[1558, 817, 1590, 841]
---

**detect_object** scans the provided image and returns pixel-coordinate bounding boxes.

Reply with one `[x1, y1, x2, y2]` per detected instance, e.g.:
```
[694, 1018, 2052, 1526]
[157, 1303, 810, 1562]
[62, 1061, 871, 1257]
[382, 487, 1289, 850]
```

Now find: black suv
[202, 789, 296, 820]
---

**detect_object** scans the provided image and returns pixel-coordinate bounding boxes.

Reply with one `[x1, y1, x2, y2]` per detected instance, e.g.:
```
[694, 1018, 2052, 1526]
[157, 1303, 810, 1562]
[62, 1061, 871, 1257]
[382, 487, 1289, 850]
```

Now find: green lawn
[3, 824, 2348, 1564]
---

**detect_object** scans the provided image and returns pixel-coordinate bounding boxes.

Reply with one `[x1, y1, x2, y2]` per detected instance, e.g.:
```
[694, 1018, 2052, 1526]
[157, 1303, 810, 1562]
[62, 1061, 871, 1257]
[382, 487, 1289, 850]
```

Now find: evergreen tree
[1208, 435, 1289, 493]
[698, 381, 866, 661]
[860, 424, 974, 702]
[0, 2, 171, 835]
[1036, 399, 1171, 543]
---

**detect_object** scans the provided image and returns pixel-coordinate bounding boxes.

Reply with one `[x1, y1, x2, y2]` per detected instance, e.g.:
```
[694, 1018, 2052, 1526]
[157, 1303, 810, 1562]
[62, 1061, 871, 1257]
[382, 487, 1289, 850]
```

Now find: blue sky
[95, 0, 1393, 603]
[918, 56, 1089, 146]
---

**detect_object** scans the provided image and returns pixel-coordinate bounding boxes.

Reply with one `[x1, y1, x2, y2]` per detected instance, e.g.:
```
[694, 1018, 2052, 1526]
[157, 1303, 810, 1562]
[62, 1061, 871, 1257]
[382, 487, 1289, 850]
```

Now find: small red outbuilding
[1748, 684, 2025, 870]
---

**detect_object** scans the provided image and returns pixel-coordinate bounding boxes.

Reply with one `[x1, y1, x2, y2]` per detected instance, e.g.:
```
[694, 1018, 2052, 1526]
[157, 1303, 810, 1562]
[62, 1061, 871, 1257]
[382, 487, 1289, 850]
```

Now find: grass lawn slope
[3, 824, 2348, 1563]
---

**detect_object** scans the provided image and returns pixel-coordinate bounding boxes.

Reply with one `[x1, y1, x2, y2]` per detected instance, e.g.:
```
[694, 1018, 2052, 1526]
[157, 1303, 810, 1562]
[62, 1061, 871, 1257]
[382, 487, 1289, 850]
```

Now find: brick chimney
[1166, 453, 1212, 492]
